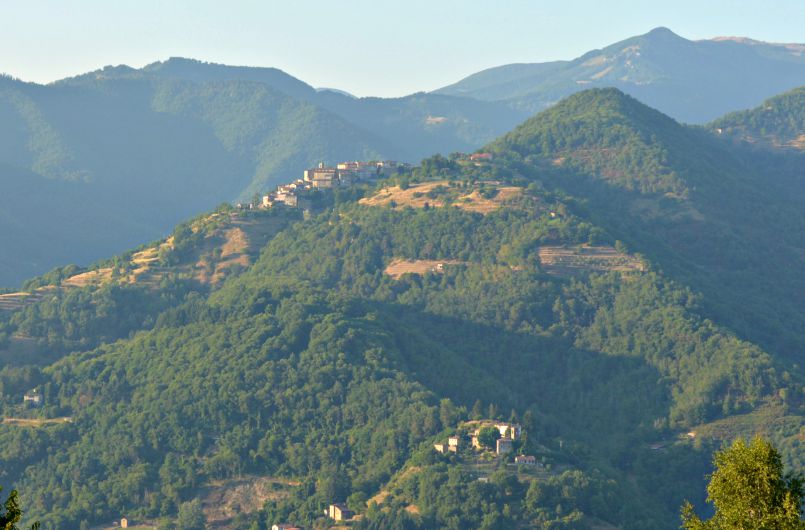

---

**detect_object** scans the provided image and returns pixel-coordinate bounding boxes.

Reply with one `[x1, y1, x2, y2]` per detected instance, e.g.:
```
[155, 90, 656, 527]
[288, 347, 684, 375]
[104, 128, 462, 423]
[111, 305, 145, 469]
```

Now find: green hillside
[711, 86, 805, 150]
[0, 88, 803, 529]
[3, 41, 802, 287]
[489, 88, 805, 362]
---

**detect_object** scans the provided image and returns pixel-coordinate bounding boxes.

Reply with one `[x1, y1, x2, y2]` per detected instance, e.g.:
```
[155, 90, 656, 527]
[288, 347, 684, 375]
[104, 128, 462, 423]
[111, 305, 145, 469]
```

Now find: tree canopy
[682, 437, 805, 529]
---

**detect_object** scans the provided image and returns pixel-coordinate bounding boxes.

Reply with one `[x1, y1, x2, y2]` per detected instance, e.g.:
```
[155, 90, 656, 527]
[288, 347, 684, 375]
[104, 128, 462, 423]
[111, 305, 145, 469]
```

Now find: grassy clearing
[383, 259, 465, 279]
[360, 181, 526, 214]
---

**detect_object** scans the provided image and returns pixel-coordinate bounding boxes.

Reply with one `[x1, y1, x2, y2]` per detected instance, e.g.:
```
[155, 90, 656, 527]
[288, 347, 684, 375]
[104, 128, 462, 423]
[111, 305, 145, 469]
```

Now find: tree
[471, 400, 484, 420]
[175, 499, 205, 530]
[477, 427, 501, 449]
[0, 489, 39, 530]
[439, 398, 459, 429]
[681, 437, 805, 529]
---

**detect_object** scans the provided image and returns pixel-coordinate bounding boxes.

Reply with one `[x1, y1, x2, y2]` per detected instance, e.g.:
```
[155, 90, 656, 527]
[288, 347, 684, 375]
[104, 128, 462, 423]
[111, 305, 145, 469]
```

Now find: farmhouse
[23, 390, 43, 407]
[327, 503, 354, 521]
[515, 455, 537, 465]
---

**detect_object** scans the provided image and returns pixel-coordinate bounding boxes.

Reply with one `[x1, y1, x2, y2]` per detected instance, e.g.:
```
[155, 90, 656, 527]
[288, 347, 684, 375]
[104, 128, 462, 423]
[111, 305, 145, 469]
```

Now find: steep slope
[139, 58, 527, 158]
[0, 72, 384, 285]
[0, 165, 801, 530]
[437, 27, 805, 123]
[710, 86, 805, 150]
[1, 87, 803, 530]
[489, 88, 805, 361]
[0, 160, 199, 287]
[0, 60, 527, 286]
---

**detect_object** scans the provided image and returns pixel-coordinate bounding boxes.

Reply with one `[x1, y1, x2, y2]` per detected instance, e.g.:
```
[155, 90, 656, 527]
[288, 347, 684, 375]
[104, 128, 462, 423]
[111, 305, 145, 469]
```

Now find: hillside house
[272, 524, 302, 530]
[515, 455, 536, 465]
[433, 443, 446, 454]
[496, 438, 513, 455]
[338, 161, 378, 181]
[120, 518, 128, 529]
[448, 435, 460, 449]
[495, 422, 522, 440]
[327, 503, 354, 521]
[469, 152, 493, 162]
[304, 162, 339, 189]
[23, 390, 42, 407]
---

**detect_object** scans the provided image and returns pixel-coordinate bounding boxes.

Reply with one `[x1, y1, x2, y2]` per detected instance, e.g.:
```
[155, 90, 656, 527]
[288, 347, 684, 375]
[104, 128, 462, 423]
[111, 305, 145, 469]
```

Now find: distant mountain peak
[435, 27, 805, 123]
[644, 26, 682, 39]
[315, 87, 357, 99]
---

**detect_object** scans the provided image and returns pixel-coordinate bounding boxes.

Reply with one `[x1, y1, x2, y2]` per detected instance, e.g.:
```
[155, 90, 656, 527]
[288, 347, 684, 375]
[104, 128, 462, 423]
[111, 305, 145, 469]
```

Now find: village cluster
[433, 420, 539, 466]
[238, 160, 408, 211]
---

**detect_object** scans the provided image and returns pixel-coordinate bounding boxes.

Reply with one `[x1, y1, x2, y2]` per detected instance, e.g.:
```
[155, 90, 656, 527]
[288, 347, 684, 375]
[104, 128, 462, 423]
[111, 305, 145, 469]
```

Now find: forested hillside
[489, 88, 805, 361]
[3, 27, 803, 286]
[711, 86, 805, 151]
[0, 87, 803, 529]
[0, 61, 525, 286]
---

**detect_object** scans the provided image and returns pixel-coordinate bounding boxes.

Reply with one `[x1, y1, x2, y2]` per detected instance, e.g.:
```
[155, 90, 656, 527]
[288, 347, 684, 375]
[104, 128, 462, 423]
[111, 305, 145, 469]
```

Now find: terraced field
[0, 213, 286, 314]
[384, 258, 465, 279]
[538, 245, 644, 277]
[0, 286, 55, 311]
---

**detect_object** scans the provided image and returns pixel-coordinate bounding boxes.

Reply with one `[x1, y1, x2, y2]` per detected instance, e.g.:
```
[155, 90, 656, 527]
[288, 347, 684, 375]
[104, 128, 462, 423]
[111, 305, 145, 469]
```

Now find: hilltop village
[239, 160, 410, 211]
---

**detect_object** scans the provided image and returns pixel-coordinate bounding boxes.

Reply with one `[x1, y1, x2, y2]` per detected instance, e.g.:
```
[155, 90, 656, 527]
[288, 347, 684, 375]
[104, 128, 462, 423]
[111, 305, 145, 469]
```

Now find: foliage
[0, 489, 38, 530]
[477, 426, 500, 449]
[0, 86, 803, 530]
[681, 437, 805, 529]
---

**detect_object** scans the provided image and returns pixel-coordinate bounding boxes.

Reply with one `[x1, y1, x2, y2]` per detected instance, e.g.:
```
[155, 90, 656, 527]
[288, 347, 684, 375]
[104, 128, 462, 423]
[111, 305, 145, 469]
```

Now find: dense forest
[0, 87, 802, 529]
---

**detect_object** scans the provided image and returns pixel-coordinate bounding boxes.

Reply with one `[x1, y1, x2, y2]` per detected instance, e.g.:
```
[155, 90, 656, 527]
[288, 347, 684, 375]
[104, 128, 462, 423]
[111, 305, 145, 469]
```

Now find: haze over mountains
[0, 26, 804, 286]
[0, 84, 804, 530]
[437, 27, 805, 123]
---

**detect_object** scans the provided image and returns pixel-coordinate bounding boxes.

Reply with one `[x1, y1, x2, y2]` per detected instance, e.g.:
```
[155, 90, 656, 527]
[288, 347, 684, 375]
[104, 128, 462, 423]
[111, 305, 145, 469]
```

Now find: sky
[1, 0, 803, 97]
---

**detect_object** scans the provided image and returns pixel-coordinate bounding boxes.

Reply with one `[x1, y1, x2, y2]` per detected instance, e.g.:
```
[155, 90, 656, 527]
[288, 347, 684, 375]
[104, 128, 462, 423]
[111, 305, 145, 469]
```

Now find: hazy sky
[1, 0, 803, 97]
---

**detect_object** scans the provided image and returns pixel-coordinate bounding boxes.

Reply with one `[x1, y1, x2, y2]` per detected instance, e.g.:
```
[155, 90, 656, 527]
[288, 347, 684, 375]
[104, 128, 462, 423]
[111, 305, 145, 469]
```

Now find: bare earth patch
[2, 417, 73, 427]
[384, 259, 465, 279]
[789, 134, 805, 150]
[200, 476, 295, 528]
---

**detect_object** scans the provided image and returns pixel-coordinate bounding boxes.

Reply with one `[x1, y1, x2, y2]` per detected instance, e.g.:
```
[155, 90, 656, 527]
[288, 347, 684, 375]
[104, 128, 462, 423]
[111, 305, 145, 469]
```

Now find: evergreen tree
[0, 489, 39, 530]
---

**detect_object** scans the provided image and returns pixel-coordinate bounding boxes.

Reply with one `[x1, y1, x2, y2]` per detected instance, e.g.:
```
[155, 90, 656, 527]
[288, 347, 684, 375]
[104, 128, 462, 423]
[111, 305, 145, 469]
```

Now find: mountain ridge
[436, 27, 805, 123]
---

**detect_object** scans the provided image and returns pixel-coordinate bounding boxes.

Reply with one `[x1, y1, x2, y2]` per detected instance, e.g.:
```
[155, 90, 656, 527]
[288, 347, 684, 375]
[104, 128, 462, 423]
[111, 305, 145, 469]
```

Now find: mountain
[436, 27, 805, 124]
[0, 88, 803, 530]
[2, 36, 801, 287]
[710, 86, 805, 150]
[0, 60, 526, 286]
[489, 87, 805, 360]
